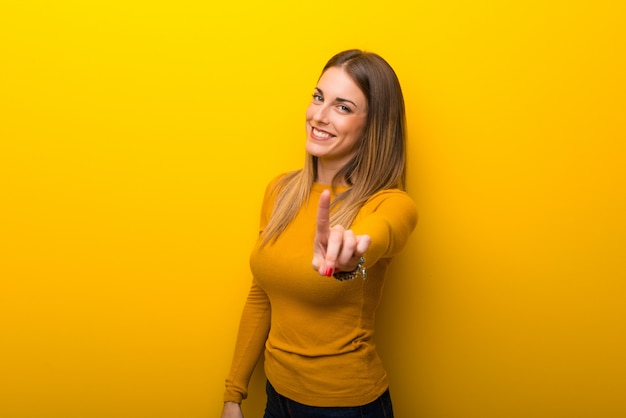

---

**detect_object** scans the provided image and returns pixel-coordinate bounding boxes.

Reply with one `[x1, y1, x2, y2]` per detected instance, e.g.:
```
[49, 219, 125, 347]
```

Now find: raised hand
[312, 190, 371, 277]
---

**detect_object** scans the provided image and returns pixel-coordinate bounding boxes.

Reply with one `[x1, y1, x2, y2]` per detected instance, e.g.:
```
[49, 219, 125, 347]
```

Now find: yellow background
[1, 1, 625, 417]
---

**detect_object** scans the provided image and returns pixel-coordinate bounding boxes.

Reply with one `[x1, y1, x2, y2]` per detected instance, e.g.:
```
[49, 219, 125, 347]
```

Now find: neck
[316, 159, 346, 185]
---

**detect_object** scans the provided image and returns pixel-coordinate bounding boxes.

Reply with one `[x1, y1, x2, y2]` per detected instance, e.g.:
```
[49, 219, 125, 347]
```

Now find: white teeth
[313, 127, 332, 139]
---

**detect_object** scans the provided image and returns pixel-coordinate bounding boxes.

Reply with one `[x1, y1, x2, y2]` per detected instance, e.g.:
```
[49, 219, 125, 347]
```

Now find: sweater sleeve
[350, 190, 418, 266]
[223, 279, 271, 403]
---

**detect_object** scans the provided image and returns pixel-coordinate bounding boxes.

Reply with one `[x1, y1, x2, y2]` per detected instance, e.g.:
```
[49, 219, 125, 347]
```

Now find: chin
[305, 141, 322, 157]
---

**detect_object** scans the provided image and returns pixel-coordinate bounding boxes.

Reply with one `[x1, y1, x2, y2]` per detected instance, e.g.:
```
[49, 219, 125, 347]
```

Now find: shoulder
[261, 170, 302, 206]
[263, 171, 297, 196]
[365, 189, 416, 210]
[360, 188, 418, 226]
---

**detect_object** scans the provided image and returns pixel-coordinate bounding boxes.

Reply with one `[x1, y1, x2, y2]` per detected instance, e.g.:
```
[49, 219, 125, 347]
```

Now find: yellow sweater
[224, 178, 418, 407]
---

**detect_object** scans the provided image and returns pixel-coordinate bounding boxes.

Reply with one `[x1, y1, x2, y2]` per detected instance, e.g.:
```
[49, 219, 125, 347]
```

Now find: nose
[312, 104, 330, 124]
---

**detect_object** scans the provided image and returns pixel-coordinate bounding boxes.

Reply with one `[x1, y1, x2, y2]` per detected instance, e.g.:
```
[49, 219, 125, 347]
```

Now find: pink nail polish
[325, 267, 333, 277]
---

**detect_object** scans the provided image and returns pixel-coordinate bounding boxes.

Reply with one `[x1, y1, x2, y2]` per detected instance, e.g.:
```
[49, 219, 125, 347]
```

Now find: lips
[311, 127, 334, 140]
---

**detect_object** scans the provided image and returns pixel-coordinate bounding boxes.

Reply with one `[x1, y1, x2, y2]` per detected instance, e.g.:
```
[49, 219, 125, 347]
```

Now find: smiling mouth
[312, 127, 334, 139]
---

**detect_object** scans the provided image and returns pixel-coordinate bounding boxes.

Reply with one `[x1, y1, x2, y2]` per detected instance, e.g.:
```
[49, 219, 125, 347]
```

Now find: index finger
[316, 189, 331, 238]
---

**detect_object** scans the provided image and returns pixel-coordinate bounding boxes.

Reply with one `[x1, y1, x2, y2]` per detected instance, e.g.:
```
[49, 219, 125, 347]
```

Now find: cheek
[305, 104, 315, 121]
[345, 118, 366, 139]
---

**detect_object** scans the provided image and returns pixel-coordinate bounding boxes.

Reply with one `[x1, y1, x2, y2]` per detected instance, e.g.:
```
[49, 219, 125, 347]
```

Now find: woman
[221, 49, 418, 418]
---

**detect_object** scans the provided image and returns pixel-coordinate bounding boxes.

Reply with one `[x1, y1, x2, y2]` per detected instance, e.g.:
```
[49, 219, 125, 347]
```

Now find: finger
[315, 190, 331, 243]
[312, 258, 320, 272]
[313, 190, 331, 275]
[354, 234, 371, 257]
[337, 229, 357, 267]
[322, 225, 345, 276]
[312, 250, 325, 272]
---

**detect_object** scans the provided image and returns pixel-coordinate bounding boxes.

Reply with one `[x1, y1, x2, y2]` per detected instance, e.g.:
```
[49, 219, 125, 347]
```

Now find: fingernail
[325, 267, 333, 277]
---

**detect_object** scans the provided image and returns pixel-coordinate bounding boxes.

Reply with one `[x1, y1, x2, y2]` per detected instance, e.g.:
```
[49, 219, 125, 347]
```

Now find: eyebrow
[315, 87, 359, 108]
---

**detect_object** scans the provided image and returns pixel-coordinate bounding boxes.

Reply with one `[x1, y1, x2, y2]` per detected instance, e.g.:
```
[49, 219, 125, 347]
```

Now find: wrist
[333, 256, 367, 281]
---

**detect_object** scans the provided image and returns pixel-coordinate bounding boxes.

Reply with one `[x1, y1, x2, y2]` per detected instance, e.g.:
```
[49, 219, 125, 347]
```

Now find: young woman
[221, 49, 418, 418]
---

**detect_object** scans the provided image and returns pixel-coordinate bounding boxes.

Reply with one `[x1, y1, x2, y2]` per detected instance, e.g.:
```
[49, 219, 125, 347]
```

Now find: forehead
[317, 67, 366, 104]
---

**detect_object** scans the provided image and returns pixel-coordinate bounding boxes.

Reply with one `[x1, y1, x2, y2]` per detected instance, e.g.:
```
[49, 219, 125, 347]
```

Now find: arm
[223, 279, 271, 404]
[350, 190, 418, 263]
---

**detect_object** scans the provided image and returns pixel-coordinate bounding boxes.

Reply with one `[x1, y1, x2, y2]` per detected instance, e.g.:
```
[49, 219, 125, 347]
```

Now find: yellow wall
[1, 1, 624, 417]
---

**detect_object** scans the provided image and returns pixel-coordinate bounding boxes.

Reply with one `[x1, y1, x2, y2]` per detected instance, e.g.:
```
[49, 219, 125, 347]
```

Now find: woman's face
[305, 66, 368, 169]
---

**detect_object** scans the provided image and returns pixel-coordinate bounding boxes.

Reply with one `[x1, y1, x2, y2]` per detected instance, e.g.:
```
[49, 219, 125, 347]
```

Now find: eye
[337, 104, 352, 113]
[312, 93, 323, 102]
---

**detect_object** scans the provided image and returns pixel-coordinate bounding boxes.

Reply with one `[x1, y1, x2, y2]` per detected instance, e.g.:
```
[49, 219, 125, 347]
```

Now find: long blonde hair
[260, 49, 407, 246]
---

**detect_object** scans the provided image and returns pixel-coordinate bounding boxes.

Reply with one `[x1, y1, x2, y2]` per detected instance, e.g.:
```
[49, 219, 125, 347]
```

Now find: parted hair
[260, 49, 408, 246]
